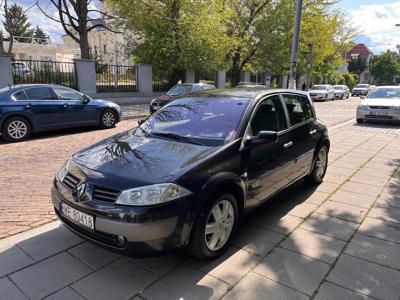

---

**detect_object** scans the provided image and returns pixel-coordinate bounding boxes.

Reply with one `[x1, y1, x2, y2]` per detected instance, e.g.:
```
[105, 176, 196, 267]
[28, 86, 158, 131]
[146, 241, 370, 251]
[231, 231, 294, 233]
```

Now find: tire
[306, 145, 329, 184]
[356, 118, 363, 124]
[324, 95, 328, 102]
[188, 193, 238, 260]
[100, 109, 117, 129]
[2, 116, 31, 142]
[340, 94, 344, 100]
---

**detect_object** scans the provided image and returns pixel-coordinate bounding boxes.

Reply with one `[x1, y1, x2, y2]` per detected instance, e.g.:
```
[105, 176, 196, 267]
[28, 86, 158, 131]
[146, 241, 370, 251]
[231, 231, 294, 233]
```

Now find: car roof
[184, 88, 309, 100]
[0, 84, 75, 96]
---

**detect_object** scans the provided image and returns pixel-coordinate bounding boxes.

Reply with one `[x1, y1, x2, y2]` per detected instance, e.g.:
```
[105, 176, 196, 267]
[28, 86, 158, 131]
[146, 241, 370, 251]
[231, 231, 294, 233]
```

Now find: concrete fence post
[0, 54, 13, 89]
[73, 59, 96, 94]
[185, 71, 195, 83]
[136, 64, 153, 93]
[215, 70, 226, 89]
[241, 71, 251, 83]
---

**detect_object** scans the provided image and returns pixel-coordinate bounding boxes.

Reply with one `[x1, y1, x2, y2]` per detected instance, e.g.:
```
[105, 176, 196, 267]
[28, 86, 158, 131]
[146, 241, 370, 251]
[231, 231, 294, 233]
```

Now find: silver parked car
[308, 85, 335, 101]
[356, 86, 400, 123]
[333, 85, 350, 99]
[352, 84, 371, 97]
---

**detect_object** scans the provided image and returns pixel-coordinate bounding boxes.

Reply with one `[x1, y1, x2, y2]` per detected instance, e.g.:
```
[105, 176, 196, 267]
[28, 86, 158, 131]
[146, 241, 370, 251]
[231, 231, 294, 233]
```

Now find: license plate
[61, 203, 94, 230]
[371, 112, 387, 116]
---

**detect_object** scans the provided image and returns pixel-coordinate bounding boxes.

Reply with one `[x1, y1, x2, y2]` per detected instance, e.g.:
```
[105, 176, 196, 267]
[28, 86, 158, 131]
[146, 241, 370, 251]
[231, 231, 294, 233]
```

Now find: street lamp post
[288, 0, 303, 89]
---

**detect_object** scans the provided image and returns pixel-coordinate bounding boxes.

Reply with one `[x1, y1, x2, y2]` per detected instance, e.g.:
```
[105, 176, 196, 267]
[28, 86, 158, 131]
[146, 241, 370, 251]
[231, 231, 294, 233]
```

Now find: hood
[361, 98, 400, 107]
[72, 130, 217, 187]
[155, 95, 173, 101]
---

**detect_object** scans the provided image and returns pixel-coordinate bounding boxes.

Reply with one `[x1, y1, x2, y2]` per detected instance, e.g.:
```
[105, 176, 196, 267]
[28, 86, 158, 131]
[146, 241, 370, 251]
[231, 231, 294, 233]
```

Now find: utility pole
[288, 0, 303, 89]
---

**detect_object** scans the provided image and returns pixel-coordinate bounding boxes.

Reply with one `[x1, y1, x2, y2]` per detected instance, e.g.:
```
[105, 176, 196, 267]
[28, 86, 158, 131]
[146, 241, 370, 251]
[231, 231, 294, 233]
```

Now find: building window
[103, 44, 107, 54]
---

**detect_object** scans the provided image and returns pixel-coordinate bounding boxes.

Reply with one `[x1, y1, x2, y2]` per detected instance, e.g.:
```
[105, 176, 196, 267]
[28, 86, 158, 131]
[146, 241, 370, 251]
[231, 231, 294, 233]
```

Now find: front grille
[62, 173, 80, 190]
[92, 186, 120, 203]
[369, 106, 390, 109]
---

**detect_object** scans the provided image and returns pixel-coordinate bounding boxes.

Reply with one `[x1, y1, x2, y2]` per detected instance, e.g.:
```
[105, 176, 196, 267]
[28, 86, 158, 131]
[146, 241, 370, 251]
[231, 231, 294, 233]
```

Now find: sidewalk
[1, 121, 399, 300]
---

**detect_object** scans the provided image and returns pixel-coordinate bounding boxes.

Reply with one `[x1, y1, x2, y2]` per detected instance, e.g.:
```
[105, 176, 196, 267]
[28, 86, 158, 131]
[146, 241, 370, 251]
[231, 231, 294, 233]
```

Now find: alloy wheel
[205, 199, 235, 251]
[7, 120, 28, 139]
[315, 147, 328, 180]
[102, 111, 115, 127]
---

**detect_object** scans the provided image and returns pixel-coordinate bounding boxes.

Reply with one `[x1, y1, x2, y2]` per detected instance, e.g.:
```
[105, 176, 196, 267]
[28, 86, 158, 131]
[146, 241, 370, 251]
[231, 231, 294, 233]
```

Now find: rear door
[244, 94, 292, 208]
[281, 93, 319, 181]
[52, 87, 98, 126]
[24, 87, 65, 130]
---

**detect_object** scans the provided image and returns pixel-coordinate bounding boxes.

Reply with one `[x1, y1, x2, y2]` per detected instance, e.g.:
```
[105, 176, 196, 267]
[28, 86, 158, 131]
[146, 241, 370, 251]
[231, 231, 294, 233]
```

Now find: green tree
[110, 0, 232, 85]
[32, 26, 50, 44]
[370, 50, 400, 85]
[3, 3, 33, 43]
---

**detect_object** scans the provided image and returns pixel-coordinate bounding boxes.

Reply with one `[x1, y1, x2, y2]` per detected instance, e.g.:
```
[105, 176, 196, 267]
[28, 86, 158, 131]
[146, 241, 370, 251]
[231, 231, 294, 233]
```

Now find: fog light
[117, 235, 126, 244]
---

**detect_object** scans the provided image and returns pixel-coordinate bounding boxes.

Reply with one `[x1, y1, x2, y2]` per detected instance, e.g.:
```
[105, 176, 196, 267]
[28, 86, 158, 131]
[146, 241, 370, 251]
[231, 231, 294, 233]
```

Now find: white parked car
[356, 86, 400, 123]
[308, 85, 335, 101]
[333, 85, 350, 99]
[352, 84, 372, 97]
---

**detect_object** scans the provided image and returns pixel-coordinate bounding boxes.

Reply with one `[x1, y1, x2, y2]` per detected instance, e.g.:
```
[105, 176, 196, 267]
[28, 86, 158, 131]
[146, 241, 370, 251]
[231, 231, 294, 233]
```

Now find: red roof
[343, 43, 374, 61]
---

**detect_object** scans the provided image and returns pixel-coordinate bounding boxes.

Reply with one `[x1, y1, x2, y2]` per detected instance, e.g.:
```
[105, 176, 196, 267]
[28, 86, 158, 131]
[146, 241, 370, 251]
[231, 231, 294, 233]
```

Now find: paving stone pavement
[1, 97, 400, 299]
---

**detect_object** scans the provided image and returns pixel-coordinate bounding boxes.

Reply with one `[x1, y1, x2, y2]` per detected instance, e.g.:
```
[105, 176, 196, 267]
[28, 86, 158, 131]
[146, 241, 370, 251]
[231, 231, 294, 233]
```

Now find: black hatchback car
[52, 88, 329, 259]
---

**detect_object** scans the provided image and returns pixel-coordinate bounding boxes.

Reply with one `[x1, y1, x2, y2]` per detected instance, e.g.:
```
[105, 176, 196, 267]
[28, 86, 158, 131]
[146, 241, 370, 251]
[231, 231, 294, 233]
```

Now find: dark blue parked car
[0, 84, 122, 142]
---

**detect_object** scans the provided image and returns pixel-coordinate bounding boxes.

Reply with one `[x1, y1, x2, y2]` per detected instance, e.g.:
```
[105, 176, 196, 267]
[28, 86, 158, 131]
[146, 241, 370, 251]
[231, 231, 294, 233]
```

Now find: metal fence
[12, 59, 77, 89]
[153, 69, 174, 92]
[96, 64, 137, 93]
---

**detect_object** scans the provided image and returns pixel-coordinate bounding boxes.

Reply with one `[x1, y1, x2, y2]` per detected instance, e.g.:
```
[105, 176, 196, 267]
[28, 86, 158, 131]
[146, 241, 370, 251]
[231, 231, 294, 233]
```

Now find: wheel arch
[99, 107, 120, 124]
[1, 113, 34, 132]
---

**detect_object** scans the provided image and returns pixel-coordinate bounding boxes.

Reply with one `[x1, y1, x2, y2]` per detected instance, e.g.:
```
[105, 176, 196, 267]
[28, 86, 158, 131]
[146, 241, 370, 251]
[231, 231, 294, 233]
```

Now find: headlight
[56, 158, 71, 182]
[357, 105, 369, 110]
[116, 183, 191, 206]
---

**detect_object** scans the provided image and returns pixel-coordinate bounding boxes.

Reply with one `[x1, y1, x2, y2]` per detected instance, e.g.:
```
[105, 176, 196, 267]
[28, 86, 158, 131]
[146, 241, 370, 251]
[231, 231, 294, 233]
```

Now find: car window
[53, 87, 83, 100]
[282, 94, 313, 126]
[25, 87, 55, 100]
[166, 85, 192, 96]
[250, 95, 286, 135]
[12, 90, 28, 100]
[191, 85, 203, 91]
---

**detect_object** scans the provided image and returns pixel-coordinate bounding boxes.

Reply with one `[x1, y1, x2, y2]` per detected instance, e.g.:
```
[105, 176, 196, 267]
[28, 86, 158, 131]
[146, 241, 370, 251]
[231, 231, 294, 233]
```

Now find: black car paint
[53, 88, 329, 256]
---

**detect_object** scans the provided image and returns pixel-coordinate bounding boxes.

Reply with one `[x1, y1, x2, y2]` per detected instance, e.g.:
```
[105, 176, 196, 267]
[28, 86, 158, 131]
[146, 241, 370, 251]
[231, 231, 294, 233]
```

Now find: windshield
[311, 86, 328, 90]
[333, 86, 343, 90]
[166, 85, 193, 96]
[355, 84, 368, 88]
[137, 96, 250, 145]
[367, 88, 400, 99]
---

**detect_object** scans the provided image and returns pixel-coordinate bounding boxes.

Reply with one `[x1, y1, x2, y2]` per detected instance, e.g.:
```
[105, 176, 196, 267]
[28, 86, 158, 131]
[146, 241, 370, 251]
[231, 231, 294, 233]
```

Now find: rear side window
[12, 90, 28, 100]
[282, 94, 314, 126]
[251, 95, 286, 134]
[25, 87, 55, 100]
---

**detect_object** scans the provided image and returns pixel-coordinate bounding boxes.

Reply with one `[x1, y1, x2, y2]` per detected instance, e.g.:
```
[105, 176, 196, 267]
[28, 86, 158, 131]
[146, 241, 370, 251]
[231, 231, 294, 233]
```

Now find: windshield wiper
[151, 131, 205, 145]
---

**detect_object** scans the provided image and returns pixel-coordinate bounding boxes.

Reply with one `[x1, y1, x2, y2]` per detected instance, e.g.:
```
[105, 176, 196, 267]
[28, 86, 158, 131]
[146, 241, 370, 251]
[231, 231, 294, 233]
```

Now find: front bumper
[309, 94, 326, 101]
[357, 108, 400, 121]
[52, 183, 195, 256]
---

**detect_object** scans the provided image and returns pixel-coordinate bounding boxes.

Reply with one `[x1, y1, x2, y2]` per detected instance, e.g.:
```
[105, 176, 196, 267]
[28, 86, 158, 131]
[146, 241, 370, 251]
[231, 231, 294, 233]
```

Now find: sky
[4, 0, 400, 55]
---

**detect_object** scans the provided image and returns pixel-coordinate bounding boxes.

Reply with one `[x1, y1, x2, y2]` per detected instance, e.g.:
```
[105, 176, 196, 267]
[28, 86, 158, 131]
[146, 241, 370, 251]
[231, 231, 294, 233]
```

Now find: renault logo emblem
[75, 182, 87, 200]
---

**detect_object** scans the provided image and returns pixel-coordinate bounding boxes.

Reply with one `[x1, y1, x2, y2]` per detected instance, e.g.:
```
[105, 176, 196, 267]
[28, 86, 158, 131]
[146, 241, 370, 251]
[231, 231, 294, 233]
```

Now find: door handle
[284, 141, 293, 148]
[309, 129, 317, 135]
[63, 104, 68, 108]
[26, 104, 33, 108]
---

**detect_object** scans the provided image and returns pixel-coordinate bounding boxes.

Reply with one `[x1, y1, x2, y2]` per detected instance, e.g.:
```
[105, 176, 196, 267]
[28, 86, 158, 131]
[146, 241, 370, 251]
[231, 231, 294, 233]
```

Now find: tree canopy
[109, 0, 354, 85]
[370, 50, 400, 85]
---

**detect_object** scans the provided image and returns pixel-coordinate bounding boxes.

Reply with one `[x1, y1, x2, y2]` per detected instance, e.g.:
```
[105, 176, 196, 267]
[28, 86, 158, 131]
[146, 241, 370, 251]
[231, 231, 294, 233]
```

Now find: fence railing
[153, 69, 174, 92]
[12, 59, 77, 89]
[95, 64, 137, 93]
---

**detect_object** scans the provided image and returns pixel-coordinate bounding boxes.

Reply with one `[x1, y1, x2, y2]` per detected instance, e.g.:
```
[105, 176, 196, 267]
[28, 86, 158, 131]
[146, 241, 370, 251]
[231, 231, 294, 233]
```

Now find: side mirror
[82, 95, 91, 104]
[360, 96, 366, 99]
[245, 130, 278, 146]
[138, 119, 145, 125]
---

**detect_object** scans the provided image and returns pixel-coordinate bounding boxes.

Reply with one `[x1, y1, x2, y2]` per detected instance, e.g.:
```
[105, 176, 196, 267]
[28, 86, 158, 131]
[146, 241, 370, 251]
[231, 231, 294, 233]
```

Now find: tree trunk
[231, 52, 242, 87]
[79, 32, 90, 59]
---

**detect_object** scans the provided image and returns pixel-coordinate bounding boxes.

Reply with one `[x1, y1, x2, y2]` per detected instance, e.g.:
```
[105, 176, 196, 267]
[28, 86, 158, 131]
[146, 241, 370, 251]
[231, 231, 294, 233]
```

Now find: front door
[52, 87, 98, 127]
[281, 94, 320, 181]
[24, 87, 65, 130]
[243, 95, 293, 208]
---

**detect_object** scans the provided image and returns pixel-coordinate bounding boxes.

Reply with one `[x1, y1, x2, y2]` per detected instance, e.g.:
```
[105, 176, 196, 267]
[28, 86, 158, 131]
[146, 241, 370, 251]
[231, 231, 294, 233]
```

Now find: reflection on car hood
[361, 98, 400, 106]
[72, 130, 216, 185]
